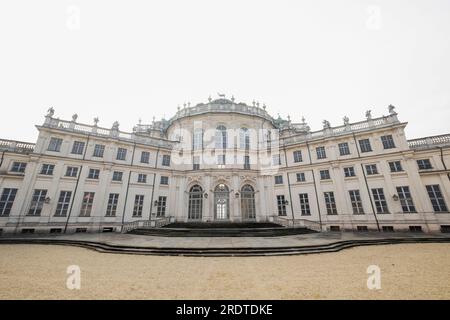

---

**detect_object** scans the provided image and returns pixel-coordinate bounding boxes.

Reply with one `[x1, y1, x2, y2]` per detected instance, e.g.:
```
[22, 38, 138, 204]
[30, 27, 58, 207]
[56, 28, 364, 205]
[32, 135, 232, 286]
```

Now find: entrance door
[214, 184, 229, 220]
[188, 185, 203, 220]
[241, 184, 256, 220]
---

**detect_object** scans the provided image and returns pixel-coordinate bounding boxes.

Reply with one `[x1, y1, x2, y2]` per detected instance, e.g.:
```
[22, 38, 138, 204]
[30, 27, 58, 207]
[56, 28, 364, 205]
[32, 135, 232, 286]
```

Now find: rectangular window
[112, 171, 123, 182]
[79, 192, 95, 217]
[338, 142, 350, 156]
[116, 148, 127, 160]
[137, 173, 147, 183]
[28, 189, 47, 216]
[0, 188, 18, 216]
[417, 159, 432, 170]
[409, 226, 422, 232]
[11, 162, 27, 173]
[133, 195, 144, 217]
[272, 154, 281, 165]
[162, 155, 171, 166]
[193, 156, 200, 170]
[343, 167, 355, 177]
[426, 185, 448, 212]
[157, 196, 167, 217]
[40, 164, 55, 175]
[396, 186, 416, 213]
[48, 137, 63, 152]
[382, 226, 394, 232]
[88, 168, 100, 179]
[54, 191, 72, 217]
[299, 193, 311, 216]
[316, 146, 326, 159]
[65, 166, 79, 177]
[93, 144, 105, 158]
[296, 172, 306, 182]
[349, 190, 364, 214]
[71, 141, 85, 155]
[365, 164, 378, 175]
[372, 188, 389, 213]
[381, 135, 396, 149]
[244, 155, 250, 170]
[359, 139, 372, 153]
[274, 175, 283, 184]
[217, 154, 225, 165]
[389, 161, 403, 172]
[324, 192, 337, 215]
[356, 226, 368, 232]
[106, 193, 119, 217]
[320, 169, 331, 180]
[293, 150, 303, 163]
[276, 195, 287, 216]
[160, 176, 169, 185]
[141, 151, 150, 164]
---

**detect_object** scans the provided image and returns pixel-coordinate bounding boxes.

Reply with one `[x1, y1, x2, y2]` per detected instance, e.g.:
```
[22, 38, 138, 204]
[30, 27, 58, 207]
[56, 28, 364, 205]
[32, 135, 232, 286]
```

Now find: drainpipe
[120, 142, 136, 231]
[282, 145, 295, 225]
[0, 150, 6, 169]
[64, 134, 91, 233]
[438, 147, 450, 181]
[148, 148, 160, 224]
[352, 132, 380, 231]
[306, 141, 323, 230]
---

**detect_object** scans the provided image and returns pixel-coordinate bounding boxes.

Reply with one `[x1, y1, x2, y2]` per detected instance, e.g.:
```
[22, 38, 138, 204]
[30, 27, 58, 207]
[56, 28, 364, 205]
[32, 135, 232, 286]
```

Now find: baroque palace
[0, 96, 450, 234]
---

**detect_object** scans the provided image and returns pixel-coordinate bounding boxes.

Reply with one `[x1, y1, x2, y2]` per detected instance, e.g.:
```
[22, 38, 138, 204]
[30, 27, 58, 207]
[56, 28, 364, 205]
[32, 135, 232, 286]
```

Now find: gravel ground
[0, 243, 449, 299]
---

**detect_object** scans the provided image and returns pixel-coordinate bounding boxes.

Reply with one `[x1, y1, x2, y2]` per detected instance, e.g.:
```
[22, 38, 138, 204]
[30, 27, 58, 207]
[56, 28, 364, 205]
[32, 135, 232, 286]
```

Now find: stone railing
[43, 117, 175, 149]
[0, 139, 35, 154]
[271, 216, 322, 232]
[408, 134, 450, 150]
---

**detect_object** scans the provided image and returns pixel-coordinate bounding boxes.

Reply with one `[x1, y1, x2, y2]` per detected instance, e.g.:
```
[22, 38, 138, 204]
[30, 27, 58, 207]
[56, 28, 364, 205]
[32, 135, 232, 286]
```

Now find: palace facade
[1, 97, 450, 234]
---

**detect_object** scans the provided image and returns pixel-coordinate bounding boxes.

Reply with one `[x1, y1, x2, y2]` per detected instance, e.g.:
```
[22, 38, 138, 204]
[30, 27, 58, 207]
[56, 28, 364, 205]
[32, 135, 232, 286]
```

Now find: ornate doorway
[241, 184, 256, 220]
[188, 185, 203, 220]
[214, 184, 229, 220]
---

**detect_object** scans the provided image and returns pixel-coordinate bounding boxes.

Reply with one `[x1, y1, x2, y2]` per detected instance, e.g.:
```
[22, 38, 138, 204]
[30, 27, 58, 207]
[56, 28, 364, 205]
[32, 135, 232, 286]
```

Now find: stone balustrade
[408, 133, 450, 150]
[0, 139, 35, 154]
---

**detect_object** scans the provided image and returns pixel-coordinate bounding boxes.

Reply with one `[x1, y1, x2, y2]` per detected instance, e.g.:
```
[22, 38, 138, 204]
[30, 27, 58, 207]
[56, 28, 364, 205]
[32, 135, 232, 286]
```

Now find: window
[299, 193, 311, 216]
[162, 155, 171, 166]
[338, 142, 350, 156]
[217, 154, 225, 165]
[137, 174, 147, 183]
[372, 188, 389, 213]
[329, 226, 340, 232]
[240, 127, 250, 150]
[157, 196, 167, 217]
[76, 228, 87, 233]
[0, 188, 18, 216]
[316, 146, 326, 159]
[133, 195, 144, 217]
[365, 164, 378, 175]
[244, 155, 250, 170]
[116, 148, 127, 160]
[189, 185, 203, 220]
[40, 164, 55, 175]
[50, 228, 62, 234]
[28, 189, 47, 216]
[112, 171, 123, 182]
[440, 225, 450, 233]
[276, 195, 287, 216]
[426, 185, 448, 212]
[215, 125, 227, 149]
[409, 226, 422, 232]
[193, 128, 203, 150]
[88, 168, 100, 179]
[274, 175, 283, 184]
[138, 151, 150, 164]
[349, 190, 364, 214]
[296, 172, 306, 182]
[357, 226, 368, 232]
[272, 154, 281, 166]
[54, 191, 72, 217]
[160, 176, 169, 185]
[71, 141, 85, 155]
[65, 166, 79, 177]
[106, 193, 119, 217]
[359, 139, 372, 153]
[344, 167, 355, 177]
[11, 162, 26, 173]
[48, 137, 63, 152]
[382, 226, 394, 232]
[389, 161, 403, 172]
[193, 156, 200, 170]
[324, 192, 337, 215]
[293, 150, 303, 163]
[396, 186, 416, 213]
[79, 192, 95, 217]
[93, 144, 105, 158]
[320, 170, 331, 180]
[381, 135, 396, 149]
[417, 159, 432, 170]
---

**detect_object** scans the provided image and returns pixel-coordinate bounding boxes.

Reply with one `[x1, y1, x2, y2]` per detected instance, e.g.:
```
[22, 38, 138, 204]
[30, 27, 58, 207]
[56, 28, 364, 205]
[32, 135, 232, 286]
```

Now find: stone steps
[129, 227, 315, 237]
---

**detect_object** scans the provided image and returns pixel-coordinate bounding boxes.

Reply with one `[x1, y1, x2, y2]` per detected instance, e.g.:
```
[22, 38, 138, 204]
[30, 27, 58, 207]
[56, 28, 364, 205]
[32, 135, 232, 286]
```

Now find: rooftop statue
[93, 117, 99, 126]
[323, 120, 331, 129]
[72, 114, 78, 122]
[46, 107, 55, 117]
[343, 116, 350, 125]
[112, 121, 120, 130]
[366, 110, 372, 120]
[388, 104, 397, 115]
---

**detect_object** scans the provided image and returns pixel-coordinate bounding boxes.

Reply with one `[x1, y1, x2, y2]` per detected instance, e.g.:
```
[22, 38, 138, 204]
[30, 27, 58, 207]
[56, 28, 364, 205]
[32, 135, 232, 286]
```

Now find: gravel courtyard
[0, 243, 449, 299]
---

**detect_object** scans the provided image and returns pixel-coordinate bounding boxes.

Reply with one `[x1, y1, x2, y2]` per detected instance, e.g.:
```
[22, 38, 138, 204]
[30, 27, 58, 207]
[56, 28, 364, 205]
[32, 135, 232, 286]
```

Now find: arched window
[215, 125, 227, 149]
[241, 184, 256, 220]
[214, 184, 229, 220]
[188, 185, 203, 220]
[239, 127, 250, 150]
[193, 128, 203, 150]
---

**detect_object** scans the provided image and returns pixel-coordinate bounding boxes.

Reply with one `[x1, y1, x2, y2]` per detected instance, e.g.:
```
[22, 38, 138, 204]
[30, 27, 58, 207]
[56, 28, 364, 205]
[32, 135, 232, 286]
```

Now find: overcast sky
[0, 0, 449, 142]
